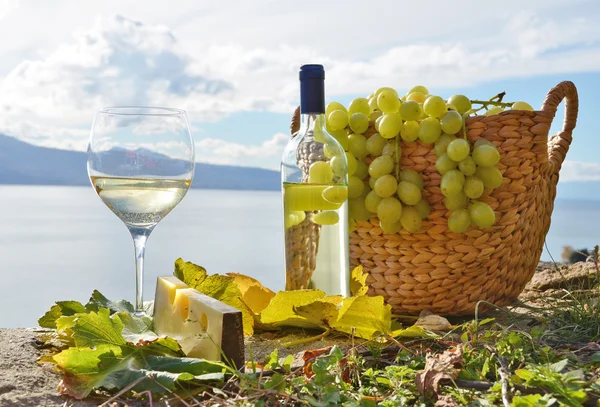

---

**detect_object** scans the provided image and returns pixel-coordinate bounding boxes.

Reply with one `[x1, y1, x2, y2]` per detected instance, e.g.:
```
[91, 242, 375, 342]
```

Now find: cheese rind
[153, 276, 244, 369]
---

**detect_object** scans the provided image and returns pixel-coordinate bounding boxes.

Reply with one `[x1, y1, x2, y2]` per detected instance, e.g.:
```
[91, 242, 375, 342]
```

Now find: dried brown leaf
[415, 345, 464, 400]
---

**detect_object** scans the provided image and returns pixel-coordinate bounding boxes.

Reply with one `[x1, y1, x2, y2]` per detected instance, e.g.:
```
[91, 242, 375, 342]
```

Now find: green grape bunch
[323, 84, 534, 235]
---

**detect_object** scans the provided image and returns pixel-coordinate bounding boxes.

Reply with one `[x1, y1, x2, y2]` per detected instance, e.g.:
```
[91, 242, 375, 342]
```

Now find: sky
[0, 0, 599, 181]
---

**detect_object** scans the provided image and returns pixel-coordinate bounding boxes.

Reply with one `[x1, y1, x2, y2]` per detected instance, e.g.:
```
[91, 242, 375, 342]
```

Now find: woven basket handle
[541, 81, 579, 175]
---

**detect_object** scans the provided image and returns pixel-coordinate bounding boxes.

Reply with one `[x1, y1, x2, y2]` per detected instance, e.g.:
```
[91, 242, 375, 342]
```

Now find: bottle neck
[299, 113, 326, 134]
[300, 77, 325, 115]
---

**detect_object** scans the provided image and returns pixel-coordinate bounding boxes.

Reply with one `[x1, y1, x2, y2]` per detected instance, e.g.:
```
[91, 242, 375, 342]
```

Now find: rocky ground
[1, 260, 597, 407]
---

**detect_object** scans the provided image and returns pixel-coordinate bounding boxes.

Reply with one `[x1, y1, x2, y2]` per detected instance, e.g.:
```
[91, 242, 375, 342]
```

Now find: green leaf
[331, 295, 392, 339]
[174, 258, 255, 335]
[549, 359, 568, 373]
[56, 308, 127, 348]
[85, 290, 134, 314]
[38, 301, 87, 329]
[116, 312, 157, 344]
[260, 290, 327, 329]
[350, 265, 369, 296]
[53, 344, 130, 399]
[143, 355, 229, 375]
[392, 325, 437, 339]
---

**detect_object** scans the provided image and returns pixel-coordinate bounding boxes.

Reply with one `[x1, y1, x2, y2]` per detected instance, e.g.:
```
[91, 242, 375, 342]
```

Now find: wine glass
[87, 107, 195, 317]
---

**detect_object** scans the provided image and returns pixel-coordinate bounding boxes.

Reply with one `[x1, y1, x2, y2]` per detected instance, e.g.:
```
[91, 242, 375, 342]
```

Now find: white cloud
[0, 0, 18, 21]
[0, 6, 599, 168]
[195, 133, 289, 169]
[560, 161, 600, 182]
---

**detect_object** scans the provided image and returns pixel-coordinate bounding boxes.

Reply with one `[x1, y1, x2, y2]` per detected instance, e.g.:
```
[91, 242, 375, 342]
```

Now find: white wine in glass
[87, 107, 195, 317]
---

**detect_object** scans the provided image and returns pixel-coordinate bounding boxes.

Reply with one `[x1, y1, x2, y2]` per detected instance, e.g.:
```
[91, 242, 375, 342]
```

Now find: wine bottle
[280, 64, 350, 296]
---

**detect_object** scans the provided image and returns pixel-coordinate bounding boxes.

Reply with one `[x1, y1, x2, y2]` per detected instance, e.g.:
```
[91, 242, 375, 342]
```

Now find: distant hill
[0, 133, 280, 191]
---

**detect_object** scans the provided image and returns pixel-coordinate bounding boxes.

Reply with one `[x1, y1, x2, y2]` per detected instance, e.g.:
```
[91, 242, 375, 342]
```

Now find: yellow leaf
[350, 266, 369, 296]
[227, 273, 275, 314]
[259, 290, 327, 329]
[331, 295, 392, 339]
[293, 296, 343, 329]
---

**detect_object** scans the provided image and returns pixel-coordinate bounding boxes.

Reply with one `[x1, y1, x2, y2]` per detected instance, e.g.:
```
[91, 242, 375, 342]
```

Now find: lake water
[0, 185, 598, 328]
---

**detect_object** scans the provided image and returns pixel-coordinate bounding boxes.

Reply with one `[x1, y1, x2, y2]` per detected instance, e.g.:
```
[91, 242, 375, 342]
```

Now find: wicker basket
[290, 81, 579, 315]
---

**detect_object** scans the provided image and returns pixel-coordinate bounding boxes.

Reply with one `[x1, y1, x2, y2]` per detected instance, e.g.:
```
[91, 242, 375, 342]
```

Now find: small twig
[282, 329, 331, 347]
[485, 345, 512, 407]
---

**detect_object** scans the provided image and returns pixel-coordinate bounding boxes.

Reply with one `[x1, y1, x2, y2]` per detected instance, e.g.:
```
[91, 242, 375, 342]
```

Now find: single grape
[380, 219, 402, 234]
[330, 129, 349, 150]
[448, 209, 471, 233]
[348, 133, 368, 159]
[398, 169, 424, 189]
[326, 102, 347, 116]
[434, 134, 455, 157]
[414, 199, 431, 219]
[284, 211, 300, 229]
[368, 176, 377, 190]
[322, 185, 348, 204]
[370, 110, 382, 121]
[375, 115, 384, 132]
[447, 138, 470, 162]
[312, 210, 340, 225]
[329, 154, 346, 177]
[369, 155, 394, 178]
[381, 141, 399, 158]
[472, 144, 500, 167]
[446, 103, 458, 112]
[400, 206, 422, 233]
[511, 101, 534, 111]
[440, 110, 463, 135]
[436, 153, 458, 175]
[469, 201, 495, 228]
[374, 174, 398, 198]
[323, 143, 334, 159]
[354, 160, 369, 180]
[376, 87, 399, 99]
[377, 90, 401, 114]
[366, 133, 387, 156]
[348, 198, 371, 222]
[474, 139, 494, 148]
[349, 112, 369, 134]
[407, 92, 427, 104]
[365, 190, 383, 213]
[463, 176, 484, 199]
[484, 107, 504, 116]
[379, 113, 402, 139]
[423, 95, 447, 118]
[348, 98, 371, 115]
[346, 152, 357, 176]
[348, 176, 365, 198]
[400, 121, 420, 142]
[444, 191, 468, 210]
[308, 161, 333, 184]
[328, 110, 348, 131]
[447, 95, 472, 114]
[377, 197, 403, 223]
[418, 117, 442, 144]
[440, 169, 465, 197]
[368, 97, 379, 112]
[397, 181, 422, 205]
[458, 156, 477, 176]
[400, 100, 421, 121]
[407, 85, 429, 95]
[475, 166, 503, 189]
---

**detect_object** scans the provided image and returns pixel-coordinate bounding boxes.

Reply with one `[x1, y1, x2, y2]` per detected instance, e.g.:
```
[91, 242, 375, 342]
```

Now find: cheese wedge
[153, 276, 244, 369]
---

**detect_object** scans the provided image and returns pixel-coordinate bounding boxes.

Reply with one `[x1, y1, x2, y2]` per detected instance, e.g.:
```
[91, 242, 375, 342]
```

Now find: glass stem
[129, 227, 153, 317]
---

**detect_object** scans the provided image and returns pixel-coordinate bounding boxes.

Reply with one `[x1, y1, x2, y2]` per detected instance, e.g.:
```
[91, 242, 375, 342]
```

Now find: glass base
[132, 310, 147, 318]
